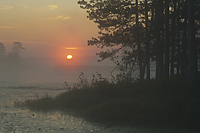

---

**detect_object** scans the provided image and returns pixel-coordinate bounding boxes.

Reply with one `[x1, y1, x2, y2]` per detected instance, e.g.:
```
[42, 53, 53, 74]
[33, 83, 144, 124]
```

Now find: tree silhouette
[78, 0, 148, 80]
[187, 0, 197, 86]
[6, 42, 25, 65]
[0, 42, 5, 60]
[0, 42, 6, 67]
[12, 42, 25, 53]
[78, 0, 200, 83]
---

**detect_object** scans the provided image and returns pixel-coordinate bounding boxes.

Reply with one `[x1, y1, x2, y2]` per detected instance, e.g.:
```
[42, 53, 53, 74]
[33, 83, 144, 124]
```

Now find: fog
[0, 56, 115, 87]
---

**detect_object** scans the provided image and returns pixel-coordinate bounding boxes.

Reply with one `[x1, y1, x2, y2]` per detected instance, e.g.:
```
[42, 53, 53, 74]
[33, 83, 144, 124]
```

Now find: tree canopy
[78, 0, 200, 85]
[6, 42, 25, 65]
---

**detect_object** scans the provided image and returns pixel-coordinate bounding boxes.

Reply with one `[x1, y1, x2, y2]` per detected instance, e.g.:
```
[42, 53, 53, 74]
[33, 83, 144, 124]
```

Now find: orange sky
[0, 0, 101, 66]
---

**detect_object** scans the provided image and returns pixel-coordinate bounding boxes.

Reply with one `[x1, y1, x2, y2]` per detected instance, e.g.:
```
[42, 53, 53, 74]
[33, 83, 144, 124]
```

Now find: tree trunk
[187, 0, 197, 86]
[164, 0, 170, 78]
[177, 2, 180, 75]
[145, 0, 150, 80]
[170, 0, 177, 77]
[181, 19, 188, 76]
[155, 0, 163, 79]
[136, 0, 144, 80]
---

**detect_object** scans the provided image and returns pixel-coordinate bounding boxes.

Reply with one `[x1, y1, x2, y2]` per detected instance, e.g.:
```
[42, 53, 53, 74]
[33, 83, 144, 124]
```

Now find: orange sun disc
[67, 55, 73, 59]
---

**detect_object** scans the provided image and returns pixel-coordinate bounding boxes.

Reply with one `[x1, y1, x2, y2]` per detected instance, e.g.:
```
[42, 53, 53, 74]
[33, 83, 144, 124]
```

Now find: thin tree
[145, 0, 150, 80]
[187, 0, 197, 86]
[164, 0, 170, 78]
[155, 0, 164, 79]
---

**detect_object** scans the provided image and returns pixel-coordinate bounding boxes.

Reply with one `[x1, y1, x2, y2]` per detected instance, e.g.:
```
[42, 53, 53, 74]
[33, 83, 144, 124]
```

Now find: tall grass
[14, 73, 200, 130]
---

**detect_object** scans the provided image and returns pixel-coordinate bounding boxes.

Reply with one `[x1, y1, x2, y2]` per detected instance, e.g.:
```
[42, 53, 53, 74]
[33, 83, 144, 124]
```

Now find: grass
[14, 73, 200, 130]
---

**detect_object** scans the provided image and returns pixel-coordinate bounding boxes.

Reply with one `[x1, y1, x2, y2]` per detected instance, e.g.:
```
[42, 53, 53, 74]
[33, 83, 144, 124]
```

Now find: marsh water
[1, 85, 200, 133]
[0, 85, 107, 132]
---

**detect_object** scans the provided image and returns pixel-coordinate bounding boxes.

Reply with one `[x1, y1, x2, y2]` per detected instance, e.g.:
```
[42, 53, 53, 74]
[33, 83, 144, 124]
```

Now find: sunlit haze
[0, 0, 115, 86]
[0, 0, 99, 58]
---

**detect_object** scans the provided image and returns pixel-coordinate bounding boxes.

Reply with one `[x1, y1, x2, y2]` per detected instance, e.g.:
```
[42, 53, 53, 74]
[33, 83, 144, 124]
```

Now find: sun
[67, 54, 73, 59]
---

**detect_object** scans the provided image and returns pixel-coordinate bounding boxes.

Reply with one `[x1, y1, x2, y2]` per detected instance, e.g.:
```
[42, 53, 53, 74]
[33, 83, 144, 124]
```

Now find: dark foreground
[14, 75, 200, 131]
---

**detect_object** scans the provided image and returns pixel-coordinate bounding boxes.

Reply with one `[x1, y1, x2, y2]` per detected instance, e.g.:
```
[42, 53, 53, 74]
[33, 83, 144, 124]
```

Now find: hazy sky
[0, 0, 101, 65]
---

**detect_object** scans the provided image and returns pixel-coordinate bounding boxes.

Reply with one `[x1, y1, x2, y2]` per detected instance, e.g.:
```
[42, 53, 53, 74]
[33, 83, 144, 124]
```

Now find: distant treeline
[0, 42, 25, 66]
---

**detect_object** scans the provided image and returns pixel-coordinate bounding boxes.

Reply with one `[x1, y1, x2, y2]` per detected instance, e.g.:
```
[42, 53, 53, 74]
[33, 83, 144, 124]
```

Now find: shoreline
[14, 77, 200, 132]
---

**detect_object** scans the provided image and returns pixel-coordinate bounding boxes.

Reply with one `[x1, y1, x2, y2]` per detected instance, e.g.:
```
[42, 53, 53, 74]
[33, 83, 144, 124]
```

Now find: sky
[0, 0, 116, 86]
[0, 0, 103, 66]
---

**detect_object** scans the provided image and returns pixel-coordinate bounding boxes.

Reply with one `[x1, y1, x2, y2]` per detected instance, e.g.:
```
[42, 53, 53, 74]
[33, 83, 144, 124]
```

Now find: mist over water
[0, 57, 115, 87]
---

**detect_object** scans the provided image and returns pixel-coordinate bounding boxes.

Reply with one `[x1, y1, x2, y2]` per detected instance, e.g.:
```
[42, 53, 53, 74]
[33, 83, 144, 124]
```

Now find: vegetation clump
[14, 73, 200, 130]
